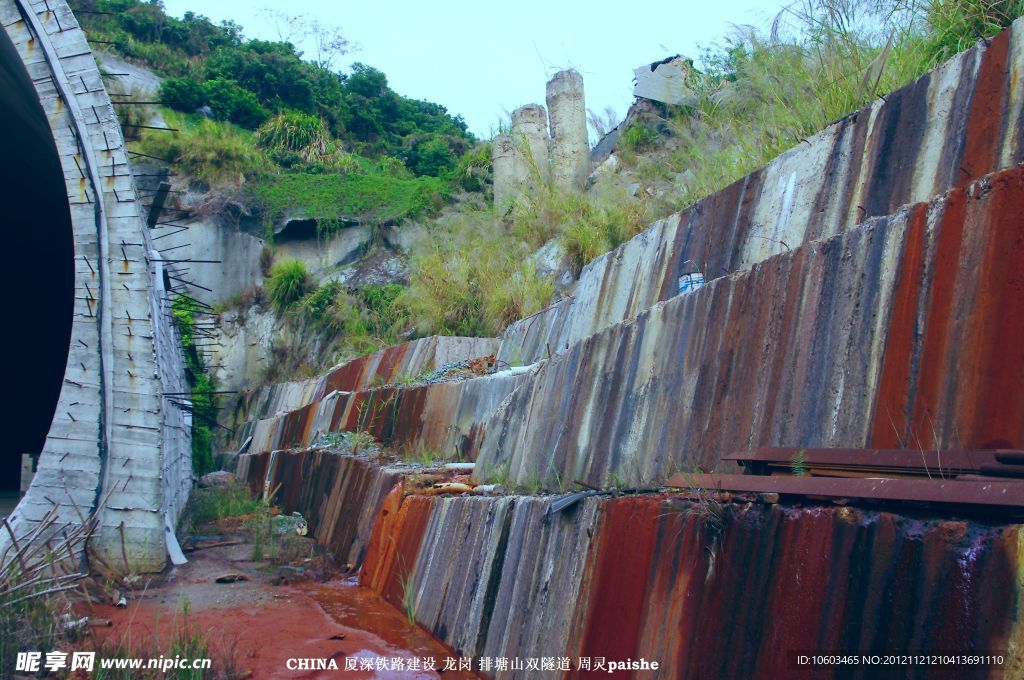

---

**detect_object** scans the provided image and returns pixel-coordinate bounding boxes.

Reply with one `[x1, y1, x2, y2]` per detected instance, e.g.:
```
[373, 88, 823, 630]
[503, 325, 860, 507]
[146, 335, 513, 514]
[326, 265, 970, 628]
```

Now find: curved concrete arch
[0, 0, 190, 572]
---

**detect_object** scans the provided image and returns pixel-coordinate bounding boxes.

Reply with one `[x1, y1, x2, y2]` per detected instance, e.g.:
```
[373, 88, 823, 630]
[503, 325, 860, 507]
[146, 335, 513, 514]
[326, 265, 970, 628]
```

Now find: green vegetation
[265, 259, 309, 310]
[295, 281, 408, 357]
[255, 111, 332, 163]
[400, 212, 555, 336]
[399, 570, 418, 626]
[253, 173, 449, 233]
[137, 109, 272, 186]
[72, 0, 474, 161]
[171, 295, 217, 475]
[185, 481, 265, 525]
[618, 122, 659, 154]
[790, 449, 809, 477]
[92, 621, 220, 680]
[1, 571, 68, 677]
[623, 0, 1024, 220]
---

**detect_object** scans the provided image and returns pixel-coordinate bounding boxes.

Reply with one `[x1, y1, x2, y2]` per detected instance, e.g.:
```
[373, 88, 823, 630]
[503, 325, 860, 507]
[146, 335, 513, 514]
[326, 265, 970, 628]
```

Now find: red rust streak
[960, 170, 1024, 447]
[908, 188, 967, 449]
[870, 203, 928, 447]
[960, 30, 1011, 185]
[572, 499, 661, 679]
[360, 490, 433, 608]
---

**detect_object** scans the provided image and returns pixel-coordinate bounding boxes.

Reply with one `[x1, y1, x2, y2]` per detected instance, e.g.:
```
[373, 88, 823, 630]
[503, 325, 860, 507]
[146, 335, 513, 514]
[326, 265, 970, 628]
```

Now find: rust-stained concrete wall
[357, 490, 1024, 679]
[232, 335, 499, 432]
[237, 449, 402, 569]
[0, 0, 190, 572]
[235, 22, 1024, 487]
[234, 22, 1024, 677]
[499, 20, 1024, 366]
[478, 167, 1024, 487]
[238, 368, 533, 462]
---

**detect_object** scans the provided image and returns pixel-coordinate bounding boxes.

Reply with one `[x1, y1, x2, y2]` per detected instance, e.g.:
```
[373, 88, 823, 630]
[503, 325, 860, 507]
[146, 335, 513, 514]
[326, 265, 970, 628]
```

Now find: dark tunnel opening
[0, 29, 75, 494]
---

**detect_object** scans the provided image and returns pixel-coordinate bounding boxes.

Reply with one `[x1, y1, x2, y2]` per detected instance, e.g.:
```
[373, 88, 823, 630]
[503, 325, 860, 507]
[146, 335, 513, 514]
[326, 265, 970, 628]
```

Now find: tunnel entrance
[0, 28, 75, 494]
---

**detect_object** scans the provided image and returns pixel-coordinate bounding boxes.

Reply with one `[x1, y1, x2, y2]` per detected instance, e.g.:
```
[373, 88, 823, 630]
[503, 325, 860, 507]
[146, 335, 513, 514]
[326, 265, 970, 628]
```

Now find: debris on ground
[383, 354, 499, 388]
[199, 470, 237, 488]
[215, 572, 249, 584]
[272, 512, 308, 536]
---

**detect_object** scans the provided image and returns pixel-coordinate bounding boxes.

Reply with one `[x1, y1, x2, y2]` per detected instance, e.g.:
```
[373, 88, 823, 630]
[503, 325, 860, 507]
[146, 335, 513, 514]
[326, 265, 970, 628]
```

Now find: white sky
[161, 0, 789, 139]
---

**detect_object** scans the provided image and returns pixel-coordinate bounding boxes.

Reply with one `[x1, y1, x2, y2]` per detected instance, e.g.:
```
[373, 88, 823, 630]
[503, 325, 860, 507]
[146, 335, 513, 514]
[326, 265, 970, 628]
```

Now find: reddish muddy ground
[80, 539, 477, 679]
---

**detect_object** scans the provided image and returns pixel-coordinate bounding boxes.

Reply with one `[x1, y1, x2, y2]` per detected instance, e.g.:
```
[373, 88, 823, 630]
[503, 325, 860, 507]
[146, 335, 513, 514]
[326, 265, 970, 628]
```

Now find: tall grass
[135, 109, 273, 187]
[628, 0, 1024, 215]
[401, 212, 555, 337]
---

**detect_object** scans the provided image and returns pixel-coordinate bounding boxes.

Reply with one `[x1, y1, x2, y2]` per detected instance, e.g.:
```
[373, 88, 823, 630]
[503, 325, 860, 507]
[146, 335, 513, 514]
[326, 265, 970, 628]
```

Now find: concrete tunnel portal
[0, 0, 192, 573]
[0, 24, 74, 495]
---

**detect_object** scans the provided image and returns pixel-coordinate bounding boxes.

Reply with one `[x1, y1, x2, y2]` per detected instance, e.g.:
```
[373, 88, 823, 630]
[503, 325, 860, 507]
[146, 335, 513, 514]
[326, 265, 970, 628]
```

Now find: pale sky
[162, 0, 789, 140]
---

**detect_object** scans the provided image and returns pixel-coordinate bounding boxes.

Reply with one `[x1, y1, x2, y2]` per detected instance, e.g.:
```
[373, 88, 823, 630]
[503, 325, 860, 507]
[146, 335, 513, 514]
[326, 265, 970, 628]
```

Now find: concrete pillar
[492, 133, 515, 212]
[511, 104, 549, 189]
[546, 69, 589, 190]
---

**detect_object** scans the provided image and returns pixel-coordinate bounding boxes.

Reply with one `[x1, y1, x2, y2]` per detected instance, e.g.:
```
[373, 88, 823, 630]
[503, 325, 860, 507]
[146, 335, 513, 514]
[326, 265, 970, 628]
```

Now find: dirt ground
[79, 535, 477, 679]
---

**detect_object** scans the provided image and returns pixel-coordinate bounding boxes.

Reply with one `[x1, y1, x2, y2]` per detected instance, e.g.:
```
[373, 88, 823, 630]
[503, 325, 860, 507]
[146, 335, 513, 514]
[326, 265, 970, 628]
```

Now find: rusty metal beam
[665, 472, 1024, 509]
[723, 447, 1009, 476]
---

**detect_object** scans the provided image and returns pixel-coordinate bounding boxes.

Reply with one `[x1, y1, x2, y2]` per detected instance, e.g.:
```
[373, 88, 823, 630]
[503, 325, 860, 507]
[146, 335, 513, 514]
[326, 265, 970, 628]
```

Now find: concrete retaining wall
[232, 335, 499, 432]
[358, 490, 1024, 679]
[478, 167, 1024, 487]
[238, 449, 401, 569]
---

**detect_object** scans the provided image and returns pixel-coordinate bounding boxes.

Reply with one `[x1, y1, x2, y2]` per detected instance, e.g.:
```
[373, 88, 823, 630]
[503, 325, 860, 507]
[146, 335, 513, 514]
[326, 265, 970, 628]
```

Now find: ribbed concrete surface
[362, 494, 600, 675]
[232, 336, 499, 439]
[356, 490, 1024, 679]
[1, 0, 190, 572]
[477, 167, 1024, 487]
[240, 368, 532, 462]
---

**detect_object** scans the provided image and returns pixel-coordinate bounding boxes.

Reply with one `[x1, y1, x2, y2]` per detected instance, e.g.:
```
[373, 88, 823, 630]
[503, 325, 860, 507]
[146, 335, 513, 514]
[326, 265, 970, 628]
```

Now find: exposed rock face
[209, 306, 279, 395]
[272, 221, 375, 280]
[198, 470, 236, 488]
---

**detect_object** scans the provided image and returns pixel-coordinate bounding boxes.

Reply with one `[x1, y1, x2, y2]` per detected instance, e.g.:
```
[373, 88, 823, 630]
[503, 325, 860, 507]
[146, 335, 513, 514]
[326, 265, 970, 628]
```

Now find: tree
[258, 9, 351, 71]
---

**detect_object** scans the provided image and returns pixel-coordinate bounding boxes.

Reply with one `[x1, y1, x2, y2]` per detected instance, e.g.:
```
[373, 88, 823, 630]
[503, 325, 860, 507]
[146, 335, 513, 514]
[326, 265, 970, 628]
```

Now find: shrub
[160, 76, 270, 128]
[159, 76, 207, 111]
[187, 481, 264, 525]
[203, 77, 270, 128]
[917, 0, 1024, 65]
[256, 111, 331, 162]
[171, 294, 218, 475]
[401, 133, 458, 177]
[266, 259, 309, 310]
[452, 143, 492, 193]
